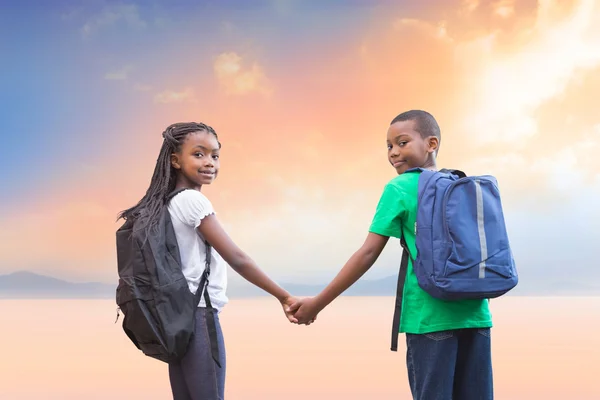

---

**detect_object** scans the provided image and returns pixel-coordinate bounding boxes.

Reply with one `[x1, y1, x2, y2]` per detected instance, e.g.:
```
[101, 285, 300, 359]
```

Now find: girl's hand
[281, 295, 300, 324]
[281, 295, 316, 325]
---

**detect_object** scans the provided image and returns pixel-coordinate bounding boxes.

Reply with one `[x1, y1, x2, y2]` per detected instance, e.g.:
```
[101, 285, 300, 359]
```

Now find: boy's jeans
[406, 328, 493, 400]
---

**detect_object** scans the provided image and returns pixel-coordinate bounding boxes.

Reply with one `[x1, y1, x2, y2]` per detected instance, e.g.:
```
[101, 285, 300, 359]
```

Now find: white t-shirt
[167, 189, 229, 312]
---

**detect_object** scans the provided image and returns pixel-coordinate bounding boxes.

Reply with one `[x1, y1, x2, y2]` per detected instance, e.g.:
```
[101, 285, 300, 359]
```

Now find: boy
[290, 110, 493, 400]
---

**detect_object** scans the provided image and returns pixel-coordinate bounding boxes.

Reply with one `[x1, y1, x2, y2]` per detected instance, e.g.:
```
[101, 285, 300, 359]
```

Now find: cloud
[461, 0, 480, 14]
[394, 18, 452, 42]
[425, 0, 600, 201]
[213, 52, 272, 96]
[461, 0, 600, 145]
[104, 65, 134, 80]
[82, 4, 146, 37]
[354, 0, 600, 201]
[493, 0, 516, 18]
[153, 87, 197, 104]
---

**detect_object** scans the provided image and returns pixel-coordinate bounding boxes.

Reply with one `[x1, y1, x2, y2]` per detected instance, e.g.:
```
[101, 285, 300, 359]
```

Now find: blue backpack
[390, 168, 518, 351]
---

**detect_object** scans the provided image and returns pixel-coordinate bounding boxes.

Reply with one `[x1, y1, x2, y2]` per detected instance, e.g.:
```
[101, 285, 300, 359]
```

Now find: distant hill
[229, 276, 600, 297]
[0, 271, 598, 299]
[0, 271, 115, 299]
[509, 279, 600, 297]
[0, 271, 397, 299]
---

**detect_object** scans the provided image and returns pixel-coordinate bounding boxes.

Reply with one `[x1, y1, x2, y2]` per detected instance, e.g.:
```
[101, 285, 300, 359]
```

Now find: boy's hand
[288, 297, 321, 325]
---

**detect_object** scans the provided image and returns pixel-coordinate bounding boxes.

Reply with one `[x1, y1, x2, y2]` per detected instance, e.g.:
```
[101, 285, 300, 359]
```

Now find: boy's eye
[387, 144, 392, 150]
[398, 141, 407, 146]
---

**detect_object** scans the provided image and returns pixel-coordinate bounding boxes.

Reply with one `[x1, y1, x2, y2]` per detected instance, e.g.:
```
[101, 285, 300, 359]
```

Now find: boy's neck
[419, 158, 437, 171]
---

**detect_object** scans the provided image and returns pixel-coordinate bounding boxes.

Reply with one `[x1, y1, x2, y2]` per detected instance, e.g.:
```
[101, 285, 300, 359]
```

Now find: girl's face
[171, 131, 220, 189]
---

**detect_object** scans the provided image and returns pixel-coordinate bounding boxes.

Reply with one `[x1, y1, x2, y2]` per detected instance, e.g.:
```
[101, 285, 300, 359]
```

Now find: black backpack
[115, 189, 221, 366]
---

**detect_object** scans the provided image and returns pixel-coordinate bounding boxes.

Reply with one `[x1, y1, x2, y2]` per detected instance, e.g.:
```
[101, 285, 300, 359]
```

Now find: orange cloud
[461, 0, 480, 15]
[493, 0, 516, 18]
[213, 52, 272, 96]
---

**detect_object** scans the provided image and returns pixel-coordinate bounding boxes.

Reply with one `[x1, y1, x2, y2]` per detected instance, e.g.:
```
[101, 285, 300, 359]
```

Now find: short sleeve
[168, 189, 215, 228]
[368, 183, 407, 239]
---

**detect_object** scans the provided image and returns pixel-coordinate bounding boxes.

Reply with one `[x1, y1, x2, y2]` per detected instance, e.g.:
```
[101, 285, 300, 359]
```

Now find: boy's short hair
[391, 110, 441, 146]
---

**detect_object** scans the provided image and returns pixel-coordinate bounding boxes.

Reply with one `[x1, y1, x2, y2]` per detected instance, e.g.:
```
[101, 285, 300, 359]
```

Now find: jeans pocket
[424, 330, 454, 341]
[477, 328, 491, 338]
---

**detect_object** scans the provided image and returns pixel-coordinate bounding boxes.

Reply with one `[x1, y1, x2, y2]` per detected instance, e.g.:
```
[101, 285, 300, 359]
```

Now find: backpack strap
[194, 240, 212, 305]
[439, 168, 467, 179]
[390, 168, 467, 350]
[390, 234, 410, 351]
[168, 187, 221, 367]
[194, 240, 221, 368]
[166, 187, 190, 201]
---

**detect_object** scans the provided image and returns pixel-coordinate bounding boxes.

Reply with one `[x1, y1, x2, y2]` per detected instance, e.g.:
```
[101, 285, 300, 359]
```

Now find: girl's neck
[174, 176, 202, 192]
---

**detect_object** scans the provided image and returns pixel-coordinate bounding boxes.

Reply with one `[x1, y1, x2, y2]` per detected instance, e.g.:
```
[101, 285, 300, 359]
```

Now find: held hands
[285, 296, 321, 325]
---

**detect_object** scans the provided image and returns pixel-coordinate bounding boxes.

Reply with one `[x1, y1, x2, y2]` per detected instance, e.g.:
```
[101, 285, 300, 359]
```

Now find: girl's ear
[171, 153, 181, 169]
[427, 136, 439, 154]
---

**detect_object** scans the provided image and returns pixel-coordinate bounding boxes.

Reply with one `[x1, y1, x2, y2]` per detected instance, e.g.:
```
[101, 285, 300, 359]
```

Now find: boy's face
[387, 120, 438, 174]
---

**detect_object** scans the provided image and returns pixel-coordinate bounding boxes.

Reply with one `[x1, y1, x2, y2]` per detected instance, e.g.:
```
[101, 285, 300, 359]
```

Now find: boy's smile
[387, 120, 438, 174]
[391, 159, 406, 168]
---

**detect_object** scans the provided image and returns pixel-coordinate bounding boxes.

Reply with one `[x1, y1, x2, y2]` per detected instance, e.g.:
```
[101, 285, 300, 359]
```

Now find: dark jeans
[406, 328, 493, 400]
[169, 308, 226, 400]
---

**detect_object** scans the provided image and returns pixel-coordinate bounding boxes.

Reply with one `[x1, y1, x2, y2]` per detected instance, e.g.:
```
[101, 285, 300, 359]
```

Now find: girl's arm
[197, 214, 298, 322]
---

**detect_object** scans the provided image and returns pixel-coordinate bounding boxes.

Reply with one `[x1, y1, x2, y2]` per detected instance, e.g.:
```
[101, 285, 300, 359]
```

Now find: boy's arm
[290, 232, 389, 324]
[290, 182, 406, 324]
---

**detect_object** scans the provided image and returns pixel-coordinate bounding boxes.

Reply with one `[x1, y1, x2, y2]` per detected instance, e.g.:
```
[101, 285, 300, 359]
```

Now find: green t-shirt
[369, 171, 493, 334]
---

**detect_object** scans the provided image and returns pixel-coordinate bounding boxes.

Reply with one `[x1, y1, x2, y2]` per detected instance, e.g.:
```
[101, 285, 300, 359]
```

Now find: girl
[118, 122, 300, 400]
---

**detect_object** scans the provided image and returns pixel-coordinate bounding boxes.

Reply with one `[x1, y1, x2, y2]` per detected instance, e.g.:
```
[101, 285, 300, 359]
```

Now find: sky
[0, 0, 599, 293]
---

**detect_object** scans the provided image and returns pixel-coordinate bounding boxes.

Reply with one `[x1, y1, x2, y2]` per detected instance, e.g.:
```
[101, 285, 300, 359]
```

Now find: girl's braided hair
[117, 122, 220, 237]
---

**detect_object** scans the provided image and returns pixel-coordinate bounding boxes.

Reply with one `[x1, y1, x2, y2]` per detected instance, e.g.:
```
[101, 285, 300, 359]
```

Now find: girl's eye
[387, 144, 392, 150]
[398, 141, 407, 146]
[194, 152, 204, 157]
[212, 154, 220, 160]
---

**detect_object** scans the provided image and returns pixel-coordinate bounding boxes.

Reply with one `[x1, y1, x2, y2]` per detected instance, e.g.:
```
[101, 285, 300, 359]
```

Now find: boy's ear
[427, 136, 439, 154]
[170, 153, 181, 169]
